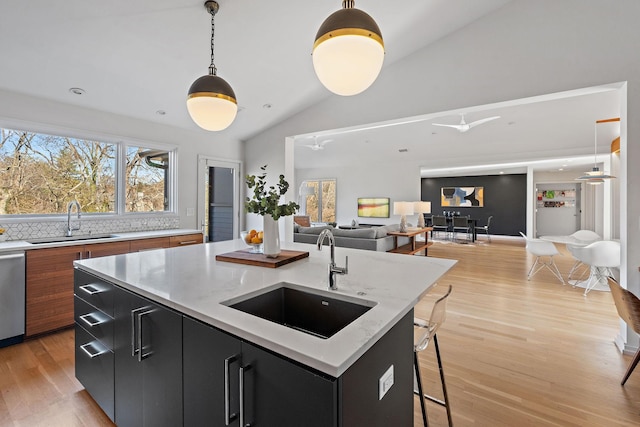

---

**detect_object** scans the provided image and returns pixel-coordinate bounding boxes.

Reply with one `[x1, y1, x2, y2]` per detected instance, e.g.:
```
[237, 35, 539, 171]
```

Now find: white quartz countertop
[0, 228, 202, 253]
[74, 239, 456, 377]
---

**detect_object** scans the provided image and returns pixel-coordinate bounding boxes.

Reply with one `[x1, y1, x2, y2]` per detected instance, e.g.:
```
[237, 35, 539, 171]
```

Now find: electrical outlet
[378, 365, 394, 400]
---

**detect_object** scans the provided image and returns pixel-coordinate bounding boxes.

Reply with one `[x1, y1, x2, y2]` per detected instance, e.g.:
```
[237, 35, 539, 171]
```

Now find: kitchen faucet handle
[344, 255, 348, 273]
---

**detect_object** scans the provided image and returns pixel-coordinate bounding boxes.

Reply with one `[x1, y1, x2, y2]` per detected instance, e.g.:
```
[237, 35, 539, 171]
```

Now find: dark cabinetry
[113, 287, 183, 427]
[183, 317, 337, 427]
[75, 269, 414, 426]
[74, 269, 116, 421]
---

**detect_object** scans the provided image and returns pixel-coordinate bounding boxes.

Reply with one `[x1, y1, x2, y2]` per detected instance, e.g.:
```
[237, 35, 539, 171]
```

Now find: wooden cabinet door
[26, 245, 85, 336]
[86, 240, 130, 258]
[130, 237, 171, 252]
[169, 233, 203, 247]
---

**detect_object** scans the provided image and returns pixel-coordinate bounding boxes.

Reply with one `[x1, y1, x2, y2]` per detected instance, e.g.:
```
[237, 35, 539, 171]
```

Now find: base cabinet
[113, 287, 183, 427]
[183, 317, 337, 427]
[75, 269, 413, 426]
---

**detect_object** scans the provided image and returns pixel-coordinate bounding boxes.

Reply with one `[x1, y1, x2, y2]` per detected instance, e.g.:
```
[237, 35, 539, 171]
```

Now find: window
[0, 126, 174, 216]
[126, 147, 169, 212]
[301, 179, 336, 223]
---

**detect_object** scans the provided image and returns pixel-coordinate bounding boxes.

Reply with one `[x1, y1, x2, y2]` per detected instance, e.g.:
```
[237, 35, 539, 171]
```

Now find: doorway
[197, 157, 241, 242]
[535, 183, 581, 237]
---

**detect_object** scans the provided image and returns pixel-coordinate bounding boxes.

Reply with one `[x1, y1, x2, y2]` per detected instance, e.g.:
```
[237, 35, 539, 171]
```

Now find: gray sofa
[293, 224, 409, 252]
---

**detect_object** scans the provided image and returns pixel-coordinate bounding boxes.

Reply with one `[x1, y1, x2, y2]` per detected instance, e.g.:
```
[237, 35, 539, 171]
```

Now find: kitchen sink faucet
[316, 229, 348, 290]
[66, 200, 81, 237]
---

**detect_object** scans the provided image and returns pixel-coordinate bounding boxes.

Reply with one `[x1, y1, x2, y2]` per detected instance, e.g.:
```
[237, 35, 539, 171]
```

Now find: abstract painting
[441, 187, 484, 207]
[357, 197, 390, 218]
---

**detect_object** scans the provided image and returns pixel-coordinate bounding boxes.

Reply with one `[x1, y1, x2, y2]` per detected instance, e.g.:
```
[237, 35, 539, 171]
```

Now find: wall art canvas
[441, 187, 484, 207]
[357, 197, 390, 218]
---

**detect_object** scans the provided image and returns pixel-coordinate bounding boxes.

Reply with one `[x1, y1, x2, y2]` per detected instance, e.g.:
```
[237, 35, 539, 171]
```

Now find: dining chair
[566, 230, 601, 281]
[519, 232, 564, 284]
[607, 277, 640, 385]
[431, 216, 450, 240]
[414, 285, 453, 427]
[474, 216, 493, 242]
[452, 216, 471, 243]
[569, 240, 620, 295]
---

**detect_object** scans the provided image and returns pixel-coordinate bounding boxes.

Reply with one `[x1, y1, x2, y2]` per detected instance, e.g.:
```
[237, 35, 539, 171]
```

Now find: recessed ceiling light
[559, 168, 564, 171]
[499, 171, 504, 174]
[68, 87, 85, 95]
[156, 110, 166, 116]
[399, 148, 408, 153]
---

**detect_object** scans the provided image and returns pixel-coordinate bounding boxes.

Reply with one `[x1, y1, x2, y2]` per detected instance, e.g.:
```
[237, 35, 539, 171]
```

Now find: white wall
[296, 161, 423, 226]
[244, 0, 640, 351]
[0, 88, 243, 230]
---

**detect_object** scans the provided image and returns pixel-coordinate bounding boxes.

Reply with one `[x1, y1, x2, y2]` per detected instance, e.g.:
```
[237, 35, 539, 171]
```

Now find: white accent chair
[569, 240, 620, 295]
[565, 230, 601, 281]
[519, 232, 564, 284]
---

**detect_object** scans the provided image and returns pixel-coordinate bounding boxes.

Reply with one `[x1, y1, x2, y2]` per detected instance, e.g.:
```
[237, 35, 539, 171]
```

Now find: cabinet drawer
[74, 269, 114, 317]
[169, 233, 203, 247]
[74, 296, 114, 349]
[75, 324, 115, 422]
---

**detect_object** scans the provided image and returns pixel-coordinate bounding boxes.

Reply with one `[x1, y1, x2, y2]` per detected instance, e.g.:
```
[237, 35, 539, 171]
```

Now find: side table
[387, 227, 433, 256]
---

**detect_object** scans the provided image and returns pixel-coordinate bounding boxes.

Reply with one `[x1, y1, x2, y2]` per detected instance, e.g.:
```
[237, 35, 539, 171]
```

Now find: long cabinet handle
[137, 308, 156, 362]
[224, 354, 239, 425]
[79, 312, 106, 327]
[130, 306, 150, 356]
[178, 240, 197, 245]
[239, 365, 252, 427]
[80, 342, 108, 359]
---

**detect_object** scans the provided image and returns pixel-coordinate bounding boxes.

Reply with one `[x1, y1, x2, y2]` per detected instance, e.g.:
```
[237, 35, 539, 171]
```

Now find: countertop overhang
[74, 239, 456, 377]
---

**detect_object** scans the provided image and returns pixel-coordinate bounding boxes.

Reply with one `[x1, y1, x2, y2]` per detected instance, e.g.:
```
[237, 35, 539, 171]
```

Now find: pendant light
[576, 118, 618, 185]
[187, 1, 237, 131]
[312, 0, 385, 96]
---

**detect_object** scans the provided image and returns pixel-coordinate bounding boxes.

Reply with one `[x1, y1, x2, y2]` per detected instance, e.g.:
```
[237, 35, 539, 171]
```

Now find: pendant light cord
[209, 7, 217, 76]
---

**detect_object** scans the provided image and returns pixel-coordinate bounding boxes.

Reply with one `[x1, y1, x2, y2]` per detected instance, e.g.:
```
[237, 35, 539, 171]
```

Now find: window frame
[301, 178, 336, 224]
[0, 119, 178, 220]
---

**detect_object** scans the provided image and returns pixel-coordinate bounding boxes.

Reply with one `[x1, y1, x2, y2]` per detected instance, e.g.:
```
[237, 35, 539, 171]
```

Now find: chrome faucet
[316, 229, 348, 290]
[66, 200, 81, 237]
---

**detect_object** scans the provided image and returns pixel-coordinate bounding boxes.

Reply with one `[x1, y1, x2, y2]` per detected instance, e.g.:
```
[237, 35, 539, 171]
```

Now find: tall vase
[262, 215, 281, 258]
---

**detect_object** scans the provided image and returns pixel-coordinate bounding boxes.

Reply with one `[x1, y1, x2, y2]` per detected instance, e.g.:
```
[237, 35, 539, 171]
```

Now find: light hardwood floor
[0, 238, 639, 426]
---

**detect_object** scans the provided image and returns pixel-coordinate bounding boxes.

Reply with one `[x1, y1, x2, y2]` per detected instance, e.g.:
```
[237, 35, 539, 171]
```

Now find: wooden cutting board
[215, 249, 309, 268]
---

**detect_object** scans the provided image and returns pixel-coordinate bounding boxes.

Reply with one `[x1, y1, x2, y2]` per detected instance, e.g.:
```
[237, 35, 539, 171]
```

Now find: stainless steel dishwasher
[0, 251, 25, 347]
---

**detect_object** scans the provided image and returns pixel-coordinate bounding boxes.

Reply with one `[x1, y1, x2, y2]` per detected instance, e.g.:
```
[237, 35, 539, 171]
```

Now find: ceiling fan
[303, 136, 333, 151]
[432, 113, 501, 133]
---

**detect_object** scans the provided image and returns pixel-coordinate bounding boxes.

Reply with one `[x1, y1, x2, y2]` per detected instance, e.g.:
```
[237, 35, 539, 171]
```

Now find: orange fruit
[251, 236, 262, 244]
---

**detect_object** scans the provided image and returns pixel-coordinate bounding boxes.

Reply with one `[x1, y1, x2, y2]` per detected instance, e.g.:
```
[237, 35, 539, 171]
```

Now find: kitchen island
[74, 239, 456, 426]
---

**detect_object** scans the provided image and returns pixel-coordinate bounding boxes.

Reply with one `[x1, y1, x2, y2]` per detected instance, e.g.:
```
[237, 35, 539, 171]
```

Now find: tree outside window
[301, 179, 336, 223]
[0, 126, 173, 216]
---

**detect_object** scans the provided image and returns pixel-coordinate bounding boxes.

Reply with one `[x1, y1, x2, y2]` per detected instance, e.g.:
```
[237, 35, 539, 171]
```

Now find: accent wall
[421, 174, 526, 236]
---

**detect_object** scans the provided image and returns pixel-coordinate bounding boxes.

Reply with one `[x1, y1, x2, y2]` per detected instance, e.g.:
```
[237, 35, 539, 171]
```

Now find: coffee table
[387, 227, 433, 256]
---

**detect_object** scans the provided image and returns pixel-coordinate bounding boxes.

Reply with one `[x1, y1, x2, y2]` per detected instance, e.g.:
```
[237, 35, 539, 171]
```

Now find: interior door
[197, 157, 241, 242]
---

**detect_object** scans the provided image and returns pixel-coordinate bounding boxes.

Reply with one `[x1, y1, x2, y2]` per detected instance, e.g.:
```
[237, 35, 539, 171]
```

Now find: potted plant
[245, 165, 299, 257]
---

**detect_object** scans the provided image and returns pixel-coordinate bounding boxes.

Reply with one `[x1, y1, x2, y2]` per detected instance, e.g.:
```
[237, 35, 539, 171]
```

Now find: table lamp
[393, 201, 414, 233]
[413, 201, 431, 228]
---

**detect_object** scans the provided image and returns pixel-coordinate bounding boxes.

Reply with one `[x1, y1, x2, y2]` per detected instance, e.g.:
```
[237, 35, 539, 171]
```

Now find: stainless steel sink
[222, 282, 376, 339]
[27, 233, 116, 244]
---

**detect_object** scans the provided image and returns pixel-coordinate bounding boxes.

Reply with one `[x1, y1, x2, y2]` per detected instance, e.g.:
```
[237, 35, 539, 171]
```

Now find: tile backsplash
[0, 216, 180, 241]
